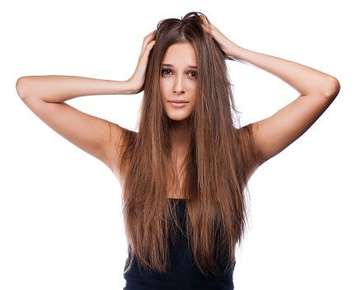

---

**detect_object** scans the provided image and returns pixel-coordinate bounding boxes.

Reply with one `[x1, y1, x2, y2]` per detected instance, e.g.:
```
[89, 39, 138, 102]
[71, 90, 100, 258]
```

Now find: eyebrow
[161, 63, 198, 69]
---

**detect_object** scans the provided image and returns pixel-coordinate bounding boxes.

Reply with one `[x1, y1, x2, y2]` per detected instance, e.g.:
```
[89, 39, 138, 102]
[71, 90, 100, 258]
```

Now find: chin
[166, 113, 191, 121]
[163, 105, 193, 121]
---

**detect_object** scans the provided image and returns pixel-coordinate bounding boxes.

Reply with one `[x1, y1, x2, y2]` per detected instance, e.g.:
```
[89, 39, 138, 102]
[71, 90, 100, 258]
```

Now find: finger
[141, 40, 155, 56]
[146, 40, 156, 52]
[200, 15, 210, 26]
[142, 30, 156, 50]
[146, 40, 156, 50]
[144, 30, 156, 41]
[142, 38, 156, 53]
[201, 23, 211, 34]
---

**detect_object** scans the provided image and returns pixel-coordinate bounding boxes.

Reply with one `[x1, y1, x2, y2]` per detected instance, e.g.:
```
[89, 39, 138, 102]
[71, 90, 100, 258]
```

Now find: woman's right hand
[127, 30, 156, 94]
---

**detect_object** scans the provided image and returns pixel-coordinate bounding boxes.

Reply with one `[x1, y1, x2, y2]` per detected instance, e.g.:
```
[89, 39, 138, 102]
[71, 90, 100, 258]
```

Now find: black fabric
[123, 199, 235, 290]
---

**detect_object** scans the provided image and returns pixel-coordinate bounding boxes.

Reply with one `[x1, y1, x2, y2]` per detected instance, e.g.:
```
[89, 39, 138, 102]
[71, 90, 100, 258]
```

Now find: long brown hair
[116, 11, 261, 276]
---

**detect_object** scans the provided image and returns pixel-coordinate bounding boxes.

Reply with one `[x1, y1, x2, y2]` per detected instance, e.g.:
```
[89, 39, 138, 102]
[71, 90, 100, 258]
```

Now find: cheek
[159, 80, 171, 98]
[160, 79, 174, 91]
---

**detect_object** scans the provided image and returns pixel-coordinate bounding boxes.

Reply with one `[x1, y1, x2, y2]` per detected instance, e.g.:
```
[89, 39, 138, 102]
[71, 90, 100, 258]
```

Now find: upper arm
[249, 92, 339, 164]
[19, 96, 123, 172]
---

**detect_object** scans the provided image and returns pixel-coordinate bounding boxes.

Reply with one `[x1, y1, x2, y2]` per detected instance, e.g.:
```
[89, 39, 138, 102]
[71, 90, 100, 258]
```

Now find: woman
[16, 11, 340, 290]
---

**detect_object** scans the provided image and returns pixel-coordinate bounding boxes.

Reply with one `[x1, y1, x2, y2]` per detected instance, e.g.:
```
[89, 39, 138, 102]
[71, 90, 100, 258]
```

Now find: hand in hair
[127, 30, 156, 94]
[200, 15, 241, 60]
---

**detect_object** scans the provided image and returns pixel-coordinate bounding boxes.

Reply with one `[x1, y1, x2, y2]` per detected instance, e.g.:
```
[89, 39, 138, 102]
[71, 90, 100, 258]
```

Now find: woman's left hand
[200, 15, 241, 60]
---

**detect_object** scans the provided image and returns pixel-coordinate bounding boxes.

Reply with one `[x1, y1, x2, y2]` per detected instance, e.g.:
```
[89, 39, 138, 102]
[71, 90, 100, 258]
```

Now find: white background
[1, 1, 362, 289]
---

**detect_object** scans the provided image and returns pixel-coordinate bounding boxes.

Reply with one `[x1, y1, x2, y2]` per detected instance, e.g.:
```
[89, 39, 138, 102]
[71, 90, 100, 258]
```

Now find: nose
[173, 75, 185, 95]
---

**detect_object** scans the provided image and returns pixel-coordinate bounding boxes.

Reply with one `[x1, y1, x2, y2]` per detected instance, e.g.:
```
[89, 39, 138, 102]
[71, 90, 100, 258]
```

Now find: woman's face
[160, 42, 198, 121]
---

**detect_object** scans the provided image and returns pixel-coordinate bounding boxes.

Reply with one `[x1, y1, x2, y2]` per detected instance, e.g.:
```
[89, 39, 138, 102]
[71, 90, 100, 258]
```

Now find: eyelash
[160, 68, 198, 79]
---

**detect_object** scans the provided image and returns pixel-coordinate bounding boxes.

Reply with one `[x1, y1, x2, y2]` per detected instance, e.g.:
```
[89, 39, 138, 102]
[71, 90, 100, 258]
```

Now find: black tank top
[123, 198, 235, 290]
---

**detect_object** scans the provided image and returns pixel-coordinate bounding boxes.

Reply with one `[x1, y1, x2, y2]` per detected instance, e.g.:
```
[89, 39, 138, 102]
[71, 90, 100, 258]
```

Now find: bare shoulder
[104, 122, 136, 183]
[236, 124, 264, 181]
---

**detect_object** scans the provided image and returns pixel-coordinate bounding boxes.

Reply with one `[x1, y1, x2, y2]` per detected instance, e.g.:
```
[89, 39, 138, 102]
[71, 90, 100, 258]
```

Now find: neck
[169, 119, 191, 152]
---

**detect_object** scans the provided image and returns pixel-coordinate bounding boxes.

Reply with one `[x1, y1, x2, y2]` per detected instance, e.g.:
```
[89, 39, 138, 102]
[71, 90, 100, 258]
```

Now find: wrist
[117, 80, 138, 95]
[230, 46, 250, 62]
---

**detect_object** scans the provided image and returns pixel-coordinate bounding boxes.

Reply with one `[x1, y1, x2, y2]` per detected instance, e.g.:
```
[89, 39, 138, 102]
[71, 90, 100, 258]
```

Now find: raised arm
[16, 30, 156, 177]
[200, 15, 341, 168]
[15, 75, 136, 173]
[233, 47, 340, 165]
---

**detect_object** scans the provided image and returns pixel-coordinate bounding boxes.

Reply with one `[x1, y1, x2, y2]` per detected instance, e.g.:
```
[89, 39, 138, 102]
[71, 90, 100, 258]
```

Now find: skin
[16, 16, 340, 197]
[159, 42, 198, 156]
[157, 42, 200, 197]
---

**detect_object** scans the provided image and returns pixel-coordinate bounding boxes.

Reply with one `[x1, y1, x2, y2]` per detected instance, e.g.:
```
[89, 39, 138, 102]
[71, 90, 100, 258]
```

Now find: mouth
[167, 100, 189, 108]
[167, 100, 189, 103]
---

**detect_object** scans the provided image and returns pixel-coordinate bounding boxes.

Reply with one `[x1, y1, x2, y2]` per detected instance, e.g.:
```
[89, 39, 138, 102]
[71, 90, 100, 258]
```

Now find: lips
[167, 100, 189, 108]
[167, 100, 189, 103]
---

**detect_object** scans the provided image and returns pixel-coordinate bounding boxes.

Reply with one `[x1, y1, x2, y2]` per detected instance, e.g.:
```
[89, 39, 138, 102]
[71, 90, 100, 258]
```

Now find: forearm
[16, 75, 136, 103]
[231, 47, 340, 97]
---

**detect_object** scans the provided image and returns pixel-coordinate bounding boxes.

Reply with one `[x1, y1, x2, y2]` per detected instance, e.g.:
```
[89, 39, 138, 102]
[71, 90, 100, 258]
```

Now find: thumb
[146, 40, 156, 51]
[141, 40, 156, 60]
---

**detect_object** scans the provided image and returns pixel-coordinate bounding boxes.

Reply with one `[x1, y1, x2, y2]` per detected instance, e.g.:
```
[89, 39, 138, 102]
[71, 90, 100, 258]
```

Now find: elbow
[16, 76, 31, 99]
[323, 77, 341, 99]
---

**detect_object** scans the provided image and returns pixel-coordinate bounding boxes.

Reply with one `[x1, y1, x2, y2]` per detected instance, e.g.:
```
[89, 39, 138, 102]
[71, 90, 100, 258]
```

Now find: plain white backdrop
[1, 1, 361, 289]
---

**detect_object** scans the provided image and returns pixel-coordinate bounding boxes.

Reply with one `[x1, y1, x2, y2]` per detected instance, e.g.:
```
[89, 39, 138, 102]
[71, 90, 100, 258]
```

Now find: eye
[160, 68, 198, 79]
[188, 71, 198, 79]
[161, 68, 172, 77]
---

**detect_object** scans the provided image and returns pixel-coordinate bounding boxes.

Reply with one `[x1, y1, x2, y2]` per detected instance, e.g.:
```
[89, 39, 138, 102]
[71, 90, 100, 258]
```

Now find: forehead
[162, 42, 197, 67]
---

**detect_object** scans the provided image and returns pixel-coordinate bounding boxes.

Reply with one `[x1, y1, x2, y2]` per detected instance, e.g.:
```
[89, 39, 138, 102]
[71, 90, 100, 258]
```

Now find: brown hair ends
[116, 11, 261, 276]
